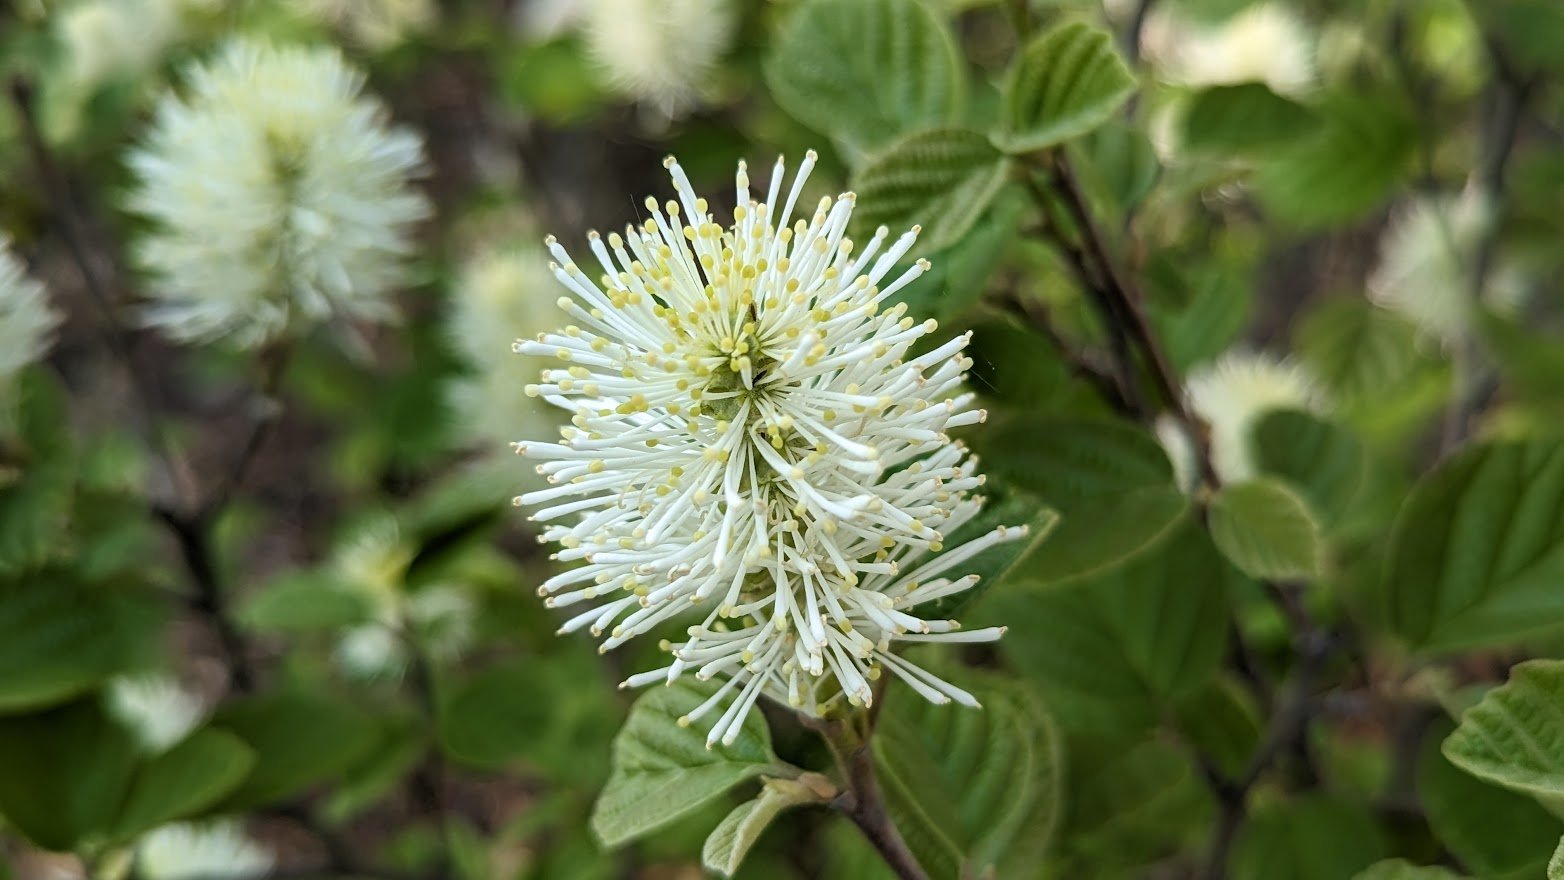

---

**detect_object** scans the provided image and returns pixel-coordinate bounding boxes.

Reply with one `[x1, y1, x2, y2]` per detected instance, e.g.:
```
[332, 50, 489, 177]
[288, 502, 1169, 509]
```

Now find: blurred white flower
[137, 821, 273, 880]
[1144, 2, 1317, 97]
[55, 0, 182, 89]
[447, 247, 564, 461]
[514, 153, 1024, 744]
[0, 238, 62, 383]
[1370, 190, 1526, 346]
[1159, 351, 1324, 489]
[107, 675, 206, 752]
[294, 0, 436, 50]
[127, 40, 430, 348]
[330, 515, 475, 679]
[583, 0, 735, 115]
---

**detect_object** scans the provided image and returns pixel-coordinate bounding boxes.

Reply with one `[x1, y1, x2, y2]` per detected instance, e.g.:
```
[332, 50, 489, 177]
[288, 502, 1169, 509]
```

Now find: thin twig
[155, 506, 258, 693]
[802, 714, 929, 880]
[201, 344, 293, 518]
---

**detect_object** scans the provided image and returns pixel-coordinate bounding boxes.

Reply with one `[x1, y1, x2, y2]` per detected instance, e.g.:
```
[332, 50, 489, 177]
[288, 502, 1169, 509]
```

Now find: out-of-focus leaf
[1295, 299, 1420, 402]
[211, 690, 382, 810]
[1352, 861, 1464, 880]
[1384, 441, 1564, 651]
[974, 415, 1172, 511]
[0, 698, 138, 851]
[592, 679, 784, 848]
[996, 22, 1136, 153]
[1209, 478, 1324, 580]
[1256, 91, 1416, 228]
[239, 570, 374, 633]
[113, 728, 255, 839]
[439, 659, 552, 769]
[1253, 409, 1367, 529]
[1071, 121, 1160, 215]
[1420, 718, 1562, 879]
[765, 0, 963, 153]
[0, 569, 148, 715]
[1173, 678, 1263, 779]
[1552, 836, 1564, 880]
[1230, 795, 1388, 880]
[1149, 263, 1253, 373]
[1022, 484, 1189, 587]
[986, 521, 1228, 731]
[1180, 83, 1317, 156]
[851, 127, 1011, 250]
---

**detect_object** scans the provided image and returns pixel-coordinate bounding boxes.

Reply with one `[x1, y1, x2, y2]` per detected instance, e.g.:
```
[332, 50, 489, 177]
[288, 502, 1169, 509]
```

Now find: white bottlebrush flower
[448, 246, 564, 460]
[136, 821, 273, 880]
[1144, 2, 1317, 97]
[127, 40, 430, 348]
[0, 238, 62, 383]
[55, 0, 182, 89]
[293, 0, 437, 50]
[513, 153, 1026, 745]
[106, 675, 206, 752]
[1370, 190, 1526, 346]
[583, 0, 735, 116]
[1158, 351, 1324, 490]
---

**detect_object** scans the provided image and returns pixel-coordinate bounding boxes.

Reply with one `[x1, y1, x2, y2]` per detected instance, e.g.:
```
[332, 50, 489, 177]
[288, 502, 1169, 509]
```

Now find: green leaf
[986, 521, 1229, 731]
[1384, 441, 1564, 651]
[1180, 83, 1317, 156]
[1231, 795, 1388, 880]
[1209, 478, 1324, 580]
[239, 570, 375, 633]
[1061, 736, 1210, 870]
[906, 484, 1057, 619]
[1070, 121, 1160, 215]
[1149, 264, 1253, 373]
[1256, 90, 1416, 228]
[1295, 299, 1421, 402]
[1352, 860, 1464, 880]
[1023, 485, 1189, 587]
[889, 190, 1026, 324]
[211, 690, 382, 810]
[850, 128, 1011, 251]
[1420, 718, 1562, 879]
[592, 679, 783, 848]
[1552, 836, 1564, 880]
[876, 675, 1065, 875]
[975, 415, 1174, 512]
[1173, 678, 1263, 778]
[765, 0, 963, 152]
[702, 778, 822, 877]
[113, 728, 255, 839]
[1253, 409, 1367, 528]
[996, 21, 1137, 153]
[0, 569, 148, 715]
[439, 659, 552, 769]
[1444, 660, 1564, 800]
[0, 697, 139, 851]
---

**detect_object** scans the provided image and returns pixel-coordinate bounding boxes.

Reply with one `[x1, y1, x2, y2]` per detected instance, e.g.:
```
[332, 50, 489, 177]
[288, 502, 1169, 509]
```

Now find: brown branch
[803, 714, 929, 880]
[155, 506, 258, 693]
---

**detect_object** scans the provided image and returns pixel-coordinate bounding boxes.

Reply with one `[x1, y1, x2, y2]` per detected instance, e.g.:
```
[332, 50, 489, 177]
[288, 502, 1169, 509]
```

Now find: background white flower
[127, 40, 430, 348]
[106, 674, 206, 752]
[514, 153, 1023, 744]
[293, 0, 436, 50]
[1370, 190, 1527, 345]
[1158, 350, 1324, 489]
[0, 238, 62, 384]
[136, 821, 273, 880]
[447, 246, 564, 464]
[55, 0, 183, 90]
[583, 0, 735, 116]
[1143, 2, 1317, 97]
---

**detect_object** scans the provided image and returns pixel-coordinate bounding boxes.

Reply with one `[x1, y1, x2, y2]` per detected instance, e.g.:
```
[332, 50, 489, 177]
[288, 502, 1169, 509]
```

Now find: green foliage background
[4, 0, 1564, 877]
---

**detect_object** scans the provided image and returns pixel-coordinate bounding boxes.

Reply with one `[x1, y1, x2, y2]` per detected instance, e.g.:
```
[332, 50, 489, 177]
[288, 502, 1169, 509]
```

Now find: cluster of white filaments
[513, 153, 1025, 745]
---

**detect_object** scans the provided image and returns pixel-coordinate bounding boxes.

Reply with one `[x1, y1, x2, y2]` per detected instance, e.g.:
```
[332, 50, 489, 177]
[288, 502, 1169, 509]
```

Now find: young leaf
[702, 778, 823, 877]
[996, 21, 1137, 153]
[1444, 660, 1564, 799]
[592, 679, 785, 848]
[1230, 795, 1388, 880]
[875, 675, 1064, 875]
[765, 0, 962, 152]
[1208, 478, 1324, 580]
[850, 128, 1011, 251]
[1180, 83, 1317, 156]
[211, 690, 382, 810]
[1384, 441, 1564, 651]
[1419, 719, 1563, 879]
[1252, 409, 1367, 529]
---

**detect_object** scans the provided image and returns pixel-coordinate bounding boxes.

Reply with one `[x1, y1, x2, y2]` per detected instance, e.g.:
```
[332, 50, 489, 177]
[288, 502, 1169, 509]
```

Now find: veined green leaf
[851, 128, 1011, 251]
[1209, 478, 1324, 580]
[996, 21, 1137, 153]
[1181, 83, 1317, 156]
[702, 778, 824, 877]
[1444, 660, 1564, 800]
